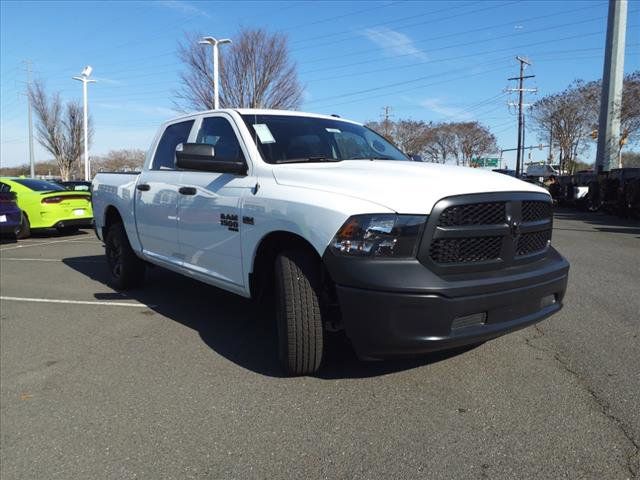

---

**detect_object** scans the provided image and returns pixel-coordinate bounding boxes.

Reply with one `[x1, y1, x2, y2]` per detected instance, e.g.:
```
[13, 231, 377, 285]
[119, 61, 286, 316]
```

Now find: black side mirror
[410, 154, 423, 162]
[175, 143, 247, 175]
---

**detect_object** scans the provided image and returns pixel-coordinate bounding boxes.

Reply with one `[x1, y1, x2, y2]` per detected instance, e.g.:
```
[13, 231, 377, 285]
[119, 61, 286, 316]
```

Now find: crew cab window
[196, 117, 244, 163]
[152, 120, 194, 170]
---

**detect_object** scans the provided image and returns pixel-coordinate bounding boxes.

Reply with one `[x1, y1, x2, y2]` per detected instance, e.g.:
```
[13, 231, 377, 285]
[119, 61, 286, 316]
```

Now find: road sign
[471, 157, 499, 168]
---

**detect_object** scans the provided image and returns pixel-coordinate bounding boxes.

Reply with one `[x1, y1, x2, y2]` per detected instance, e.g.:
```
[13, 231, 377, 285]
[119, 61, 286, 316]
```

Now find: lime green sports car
[0, 177, 93, 238]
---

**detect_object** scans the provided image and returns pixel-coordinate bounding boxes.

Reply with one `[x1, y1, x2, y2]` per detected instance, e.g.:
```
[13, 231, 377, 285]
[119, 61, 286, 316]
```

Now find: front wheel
[105, 222, 145, 290]
[275, 250, 324, 376]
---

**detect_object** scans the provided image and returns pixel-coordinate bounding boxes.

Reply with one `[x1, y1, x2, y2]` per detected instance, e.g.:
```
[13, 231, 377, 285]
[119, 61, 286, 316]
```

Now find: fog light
[452, 312, 487, 330]
[540, 294, 556, 308]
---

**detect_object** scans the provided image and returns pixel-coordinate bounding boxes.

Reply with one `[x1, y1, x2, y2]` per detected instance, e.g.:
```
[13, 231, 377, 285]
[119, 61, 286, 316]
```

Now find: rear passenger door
[135, 119, 194, 265]
[177, 113, 254, 289]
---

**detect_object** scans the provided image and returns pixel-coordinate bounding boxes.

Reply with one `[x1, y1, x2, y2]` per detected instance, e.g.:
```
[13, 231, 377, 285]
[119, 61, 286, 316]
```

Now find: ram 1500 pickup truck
[92, 109, 569, 376]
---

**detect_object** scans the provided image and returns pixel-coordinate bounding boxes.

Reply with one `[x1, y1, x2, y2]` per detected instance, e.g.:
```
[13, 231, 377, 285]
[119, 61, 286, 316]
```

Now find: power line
[289, 1, 484, 47]
[300, 12, 623, 77]
[291, 1, 516, 54]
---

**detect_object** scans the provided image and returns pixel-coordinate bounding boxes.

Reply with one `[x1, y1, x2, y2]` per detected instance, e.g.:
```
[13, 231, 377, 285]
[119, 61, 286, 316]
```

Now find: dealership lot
[1, 210, 638, 479]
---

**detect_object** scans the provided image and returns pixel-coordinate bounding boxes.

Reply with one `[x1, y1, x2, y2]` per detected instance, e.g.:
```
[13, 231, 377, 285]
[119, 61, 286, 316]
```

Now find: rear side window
[196, 117, 244, 163]
[152, 120, 194, 170]
[12, 179, 66, 192]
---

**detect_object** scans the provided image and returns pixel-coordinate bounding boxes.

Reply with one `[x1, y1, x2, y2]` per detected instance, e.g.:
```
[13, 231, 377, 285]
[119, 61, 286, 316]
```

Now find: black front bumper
[323, 248, 569, 359]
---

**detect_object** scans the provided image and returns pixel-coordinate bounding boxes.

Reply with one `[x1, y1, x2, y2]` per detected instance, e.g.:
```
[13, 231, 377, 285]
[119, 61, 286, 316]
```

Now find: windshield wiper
[275, 155, 342, 164]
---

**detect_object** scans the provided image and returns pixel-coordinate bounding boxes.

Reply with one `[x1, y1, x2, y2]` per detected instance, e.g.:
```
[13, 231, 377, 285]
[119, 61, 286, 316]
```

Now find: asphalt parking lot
[1, 209, 639, 479]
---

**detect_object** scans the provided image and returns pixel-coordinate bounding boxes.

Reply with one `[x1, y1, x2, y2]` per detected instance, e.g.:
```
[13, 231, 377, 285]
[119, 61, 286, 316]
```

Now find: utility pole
[199, 36, 232, 109]
[595, 0, 628, 173]
[73, 66, 96, 181]
[547, 126, 553, 164]
[23, 60, 36, 178]
[508, 56, 536, 177]
[381, 105, 393, 138]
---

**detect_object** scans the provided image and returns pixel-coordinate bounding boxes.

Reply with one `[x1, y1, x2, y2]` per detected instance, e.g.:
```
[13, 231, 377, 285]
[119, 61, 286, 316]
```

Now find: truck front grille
[516, 230, 552, 256]
[522, 200, 552, 222]
[430, 236, 503, 264]
[438, 202, 505, 226]
[419, 193, 553, 273]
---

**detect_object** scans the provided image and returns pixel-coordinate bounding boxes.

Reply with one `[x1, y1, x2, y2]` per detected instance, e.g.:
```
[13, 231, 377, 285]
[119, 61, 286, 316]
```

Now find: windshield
[241, 114, 408, 164]
[12, 179, 66, 192]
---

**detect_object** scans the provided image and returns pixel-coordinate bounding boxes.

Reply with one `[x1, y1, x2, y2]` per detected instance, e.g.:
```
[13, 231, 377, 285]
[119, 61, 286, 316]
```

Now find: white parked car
[92, 109, 569, 375]
[526, 163, 559, 178]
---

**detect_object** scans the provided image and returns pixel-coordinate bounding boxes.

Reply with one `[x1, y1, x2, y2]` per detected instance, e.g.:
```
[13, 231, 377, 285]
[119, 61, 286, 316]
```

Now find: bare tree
[391, 120, 431, 156]
[449, 122, 498, 166]
[423, 123, 456, 163]
[581, 71, 640, 152]
[175, 28, 304, 111]
[93, 149, 146, 172]
[365, 119, 431, 155]
[28, 80, 92, 180]
[528, 75, 640, 173]
[530, 84, 591, 174]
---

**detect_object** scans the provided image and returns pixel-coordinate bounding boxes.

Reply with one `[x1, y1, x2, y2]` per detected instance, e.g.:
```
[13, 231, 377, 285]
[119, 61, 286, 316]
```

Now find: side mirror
[410, 154, 423, 162]
[175, 143, 247, 175]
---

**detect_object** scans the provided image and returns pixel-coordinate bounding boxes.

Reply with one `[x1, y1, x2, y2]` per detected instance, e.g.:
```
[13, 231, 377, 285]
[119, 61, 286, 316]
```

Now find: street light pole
[198, 36, 232, 109]
[73, 66, 96, 181]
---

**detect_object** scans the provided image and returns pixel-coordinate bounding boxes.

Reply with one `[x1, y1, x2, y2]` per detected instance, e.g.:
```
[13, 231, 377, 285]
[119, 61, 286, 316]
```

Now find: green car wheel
[16, 213, 31, 239]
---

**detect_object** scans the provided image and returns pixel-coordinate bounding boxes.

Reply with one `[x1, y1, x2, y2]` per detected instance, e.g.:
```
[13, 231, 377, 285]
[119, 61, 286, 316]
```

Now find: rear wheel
[274, 250, 324, 376]
[105, 221, 145, 290]
[57, 225, 79, 235]
[16, 212, 30, 239]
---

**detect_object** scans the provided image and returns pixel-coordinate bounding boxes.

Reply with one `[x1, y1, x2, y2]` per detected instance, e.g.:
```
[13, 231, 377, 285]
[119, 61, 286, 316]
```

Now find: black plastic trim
[323, 246, 568, 298]
[417, 191, 552, 275]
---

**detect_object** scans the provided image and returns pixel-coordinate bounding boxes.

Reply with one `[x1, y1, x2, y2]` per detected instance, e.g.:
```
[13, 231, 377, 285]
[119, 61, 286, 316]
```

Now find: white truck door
[177, 114, 254, 288]
[135, 119, 195, 265]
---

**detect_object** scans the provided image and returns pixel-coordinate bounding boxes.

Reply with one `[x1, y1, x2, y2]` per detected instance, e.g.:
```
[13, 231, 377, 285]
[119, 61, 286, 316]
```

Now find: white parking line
[0, 238, 99, 252]
[0, 296, 154, 308]
[0, 258, 102, 263]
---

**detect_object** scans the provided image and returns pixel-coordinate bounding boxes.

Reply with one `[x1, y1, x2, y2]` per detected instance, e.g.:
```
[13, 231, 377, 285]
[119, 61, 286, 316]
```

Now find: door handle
[179, 186, 197, 195]
[136, 184, 150, 191]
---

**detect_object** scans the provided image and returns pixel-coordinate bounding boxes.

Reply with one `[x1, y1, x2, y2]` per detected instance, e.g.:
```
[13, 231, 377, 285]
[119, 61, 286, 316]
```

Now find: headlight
[330, 214, 427, 258]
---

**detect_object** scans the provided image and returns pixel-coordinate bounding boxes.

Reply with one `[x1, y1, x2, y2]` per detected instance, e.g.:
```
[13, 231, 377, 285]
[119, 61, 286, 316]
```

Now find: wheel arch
[249, 230, 327, 300]
[102, 205, 123, 239]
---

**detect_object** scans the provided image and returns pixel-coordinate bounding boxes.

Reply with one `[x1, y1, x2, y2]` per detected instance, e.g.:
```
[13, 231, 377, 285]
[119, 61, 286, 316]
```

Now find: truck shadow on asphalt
[63, 255, 473, 379]
[553, 208, 640, 236]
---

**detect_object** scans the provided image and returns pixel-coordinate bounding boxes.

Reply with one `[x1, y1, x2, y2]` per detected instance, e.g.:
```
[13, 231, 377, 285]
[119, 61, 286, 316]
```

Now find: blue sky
[1, 0, 638, 169]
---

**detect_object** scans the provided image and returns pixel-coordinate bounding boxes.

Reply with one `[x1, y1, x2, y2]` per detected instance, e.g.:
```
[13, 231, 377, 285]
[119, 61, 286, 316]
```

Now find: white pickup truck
[92, 109, 569, 376]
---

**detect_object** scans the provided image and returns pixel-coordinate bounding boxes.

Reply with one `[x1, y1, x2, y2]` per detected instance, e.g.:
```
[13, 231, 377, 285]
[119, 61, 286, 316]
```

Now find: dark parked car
[0, 191, 23, 237]
[492, 168, 517, 177]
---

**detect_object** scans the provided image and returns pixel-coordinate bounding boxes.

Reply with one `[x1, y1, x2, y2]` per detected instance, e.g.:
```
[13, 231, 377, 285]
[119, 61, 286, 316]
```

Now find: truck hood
[272, 160, 548, 214]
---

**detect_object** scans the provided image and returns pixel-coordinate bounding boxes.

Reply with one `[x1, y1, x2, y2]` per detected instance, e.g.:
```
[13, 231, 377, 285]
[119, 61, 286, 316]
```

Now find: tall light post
[73, 66, 96, 181]
[198, 36, 232, 109]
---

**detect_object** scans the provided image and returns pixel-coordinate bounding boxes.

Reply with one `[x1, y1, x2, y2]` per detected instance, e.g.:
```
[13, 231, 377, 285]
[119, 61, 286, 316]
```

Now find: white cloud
[157, 0, 210, 18]
[362, 27, 427, 61]
[420, 98, 472, 120]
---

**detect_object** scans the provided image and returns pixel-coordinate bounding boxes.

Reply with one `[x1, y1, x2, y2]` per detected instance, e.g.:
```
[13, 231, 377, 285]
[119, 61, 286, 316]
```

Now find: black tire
[105, 221, 145, 290]
[16, 212, 30, 239]
[275, 250, 324, 376]
[57, 225, 79, 235]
